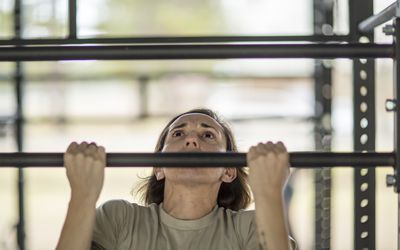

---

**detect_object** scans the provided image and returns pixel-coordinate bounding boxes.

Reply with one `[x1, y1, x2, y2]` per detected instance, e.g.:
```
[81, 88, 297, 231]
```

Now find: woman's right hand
[64, 142, 106, 204]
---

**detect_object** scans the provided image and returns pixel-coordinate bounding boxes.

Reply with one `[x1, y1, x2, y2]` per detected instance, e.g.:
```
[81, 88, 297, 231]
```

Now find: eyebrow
[170, 122, 219, 133]
[170, 123, 187, 131]
[200, 123, 218, 132]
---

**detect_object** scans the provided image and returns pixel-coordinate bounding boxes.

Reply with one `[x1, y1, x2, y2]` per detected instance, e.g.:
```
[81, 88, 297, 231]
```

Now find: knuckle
[84, 148, 94, 155]
[75, 152, 84, 159]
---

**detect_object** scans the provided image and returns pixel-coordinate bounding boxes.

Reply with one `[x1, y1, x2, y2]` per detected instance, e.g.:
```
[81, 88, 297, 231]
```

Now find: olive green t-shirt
[92, 199, 259, 250]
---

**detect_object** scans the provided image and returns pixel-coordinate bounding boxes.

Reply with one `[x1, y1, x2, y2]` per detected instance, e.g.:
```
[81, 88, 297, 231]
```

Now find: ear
[221, 168, 237, 183]
[153, 168, 165, 181]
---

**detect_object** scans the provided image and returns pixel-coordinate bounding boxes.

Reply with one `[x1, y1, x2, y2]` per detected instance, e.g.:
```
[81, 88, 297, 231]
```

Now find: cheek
[161, 140, 179, 152]
[215, 140, 227, 152]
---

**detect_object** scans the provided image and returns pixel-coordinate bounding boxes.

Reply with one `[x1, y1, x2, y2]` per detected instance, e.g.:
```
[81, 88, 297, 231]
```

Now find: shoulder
[93, 201, 160, 249]
[98, 199, 132, 209]
[215, 207, 256, 248]
[220, 207, 255, 223]
[222, 208, 297, 250]
[214, 207, 256, 234]
[96, 199, 131, 218]
[97, 200, 160, 220]
[97, 200, 159, 216]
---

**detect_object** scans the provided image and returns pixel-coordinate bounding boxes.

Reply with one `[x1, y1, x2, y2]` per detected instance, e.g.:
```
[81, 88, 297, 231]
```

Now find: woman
[56, 108, 296, 250]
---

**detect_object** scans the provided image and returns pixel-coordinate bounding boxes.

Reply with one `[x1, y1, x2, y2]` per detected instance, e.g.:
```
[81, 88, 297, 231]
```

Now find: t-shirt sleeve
[92, 199, 130, 249]
[235, 210, 258, 250]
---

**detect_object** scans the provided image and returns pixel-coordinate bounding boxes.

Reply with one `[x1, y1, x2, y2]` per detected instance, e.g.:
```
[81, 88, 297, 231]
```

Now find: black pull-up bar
[0, 35, 351, 46]
[358, 1, 399, 33]
[0, 152, 394, 168]
[0, 44, 393, 61]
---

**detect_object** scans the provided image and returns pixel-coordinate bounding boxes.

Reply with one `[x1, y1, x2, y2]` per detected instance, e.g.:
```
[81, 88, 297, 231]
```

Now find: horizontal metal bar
[0, 152, 394, 168]
[0, 115, 315, 125]
[0, 35, 351, 46]
[0, 72, 311, 82]
[359, 1, 398, 32]
[0, 44, 393, 61]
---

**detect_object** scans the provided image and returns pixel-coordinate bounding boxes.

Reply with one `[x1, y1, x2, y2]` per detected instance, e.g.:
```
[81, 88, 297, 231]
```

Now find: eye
[172, 130, 184, 137]
[203, 131, 215, 139]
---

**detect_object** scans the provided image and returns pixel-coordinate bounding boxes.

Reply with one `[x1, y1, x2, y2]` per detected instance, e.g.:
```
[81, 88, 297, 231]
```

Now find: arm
[56, 142, 106, 250]
[254, 195, 293, 250]
[247, 142, 293, 250]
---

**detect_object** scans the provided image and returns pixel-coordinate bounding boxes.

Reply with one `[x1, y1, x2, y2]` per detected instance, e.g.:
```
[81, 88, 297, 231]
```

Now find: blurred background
[0, 0, 397, 249]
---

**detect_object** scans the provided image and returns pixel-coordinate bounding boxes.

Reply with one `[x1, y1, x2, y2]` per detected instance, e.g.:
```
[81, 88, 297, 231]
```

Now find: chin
[166, 167, 220, 184]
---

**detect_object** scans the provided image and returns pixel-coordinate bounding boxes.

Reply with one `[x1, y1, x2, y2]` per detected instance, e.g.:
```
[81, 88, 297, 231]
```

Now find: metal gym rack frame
[0, 0, 399, 249]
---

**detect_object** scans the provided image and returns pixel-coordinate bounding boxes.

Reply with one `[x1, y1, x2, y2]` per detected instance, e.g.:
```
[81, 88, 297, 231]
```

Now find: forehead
[169, 113, 224, 131]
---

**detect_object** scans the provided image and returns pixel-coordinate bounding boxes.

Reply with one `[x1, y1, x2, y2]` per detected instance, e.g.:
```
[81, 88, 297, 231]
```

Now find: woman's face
[162, 113, 227, 153]
[155, 113, 236, 186]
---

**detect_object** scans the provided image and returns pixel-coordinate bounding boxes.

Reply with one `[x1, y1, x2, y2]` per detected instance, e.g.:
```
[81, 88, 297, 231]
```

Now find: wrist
[253, 189, 284, 201]
[253, 192, 285, 209]
[69, 195, 98, 208]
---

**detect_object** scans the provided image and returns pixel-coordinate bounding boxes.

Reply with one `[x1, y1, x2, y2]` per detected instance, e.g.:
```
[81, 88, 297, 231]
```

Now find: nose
[185, 134, 199, 149]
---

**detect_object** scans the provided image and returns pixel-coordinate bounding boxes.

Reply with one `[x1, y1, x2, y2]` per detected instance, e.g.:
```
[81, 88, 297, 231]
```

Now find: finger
[66, 142, 79, 154]
[265, 141, 274, 151]
[274, 142, 289, 164]
[247, 146, 258, 162]
[77, 141, 87, 151]
[97, 146, 106, 163]
[64, 142, 79, 165]
[77, 141, 89, 153]
[255, 142, 266, 155]
[86, 142, 98, 156]
[276, 141, 287, 153]
[270, 142, 282, 155]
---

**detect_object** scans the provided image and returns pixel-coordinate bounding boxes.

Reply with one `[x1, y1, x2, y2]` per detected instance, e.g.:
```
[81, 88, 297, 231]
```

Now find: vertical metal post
[14, 0, 25, 249]
[138, 76, 149, 119]
[68, 0, 77, 38]
[349, 0, 376, 249]
[392, 16, 400, 250]
[313, 0, 333, 249]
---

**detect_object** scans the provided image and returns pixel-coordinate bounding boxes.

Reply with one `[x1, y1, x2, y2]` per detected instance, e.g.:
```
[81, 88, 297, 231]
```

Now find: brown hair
[137, 108, 251, 211]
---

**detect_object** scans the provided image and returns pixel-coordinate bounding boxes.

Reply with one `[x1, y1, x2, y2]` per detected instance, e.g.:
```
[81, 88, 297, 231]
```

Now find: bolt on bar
[359, 1, 399, 33]
[0, 152, 394, 168]
[0, 35, 351, 46]
[0, 44, 393, 61]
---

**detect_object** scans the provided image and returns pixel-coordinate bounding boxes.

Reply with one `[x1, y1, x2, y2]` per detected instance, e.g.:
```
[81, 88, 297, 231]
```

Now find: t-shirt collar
[159, 203, 219, 230]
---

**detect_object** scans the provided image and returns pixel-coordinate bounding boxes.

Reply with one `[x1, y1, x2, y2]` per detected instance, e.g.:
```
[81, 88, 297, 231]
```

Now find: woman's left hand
[247, 141, 290, 199]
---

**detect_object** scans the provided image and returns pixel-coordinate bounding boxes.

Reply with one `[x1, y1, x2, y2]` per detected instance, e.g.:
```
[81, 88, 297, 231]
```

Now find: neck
[162, 181, 220, 220]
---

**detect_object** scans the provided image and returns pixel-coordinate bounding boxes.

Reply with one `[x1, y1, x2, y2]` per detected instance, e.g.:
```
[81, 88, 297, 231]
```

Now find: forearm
[254, 194, 291, 250]
[56, 198, 97, 250]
